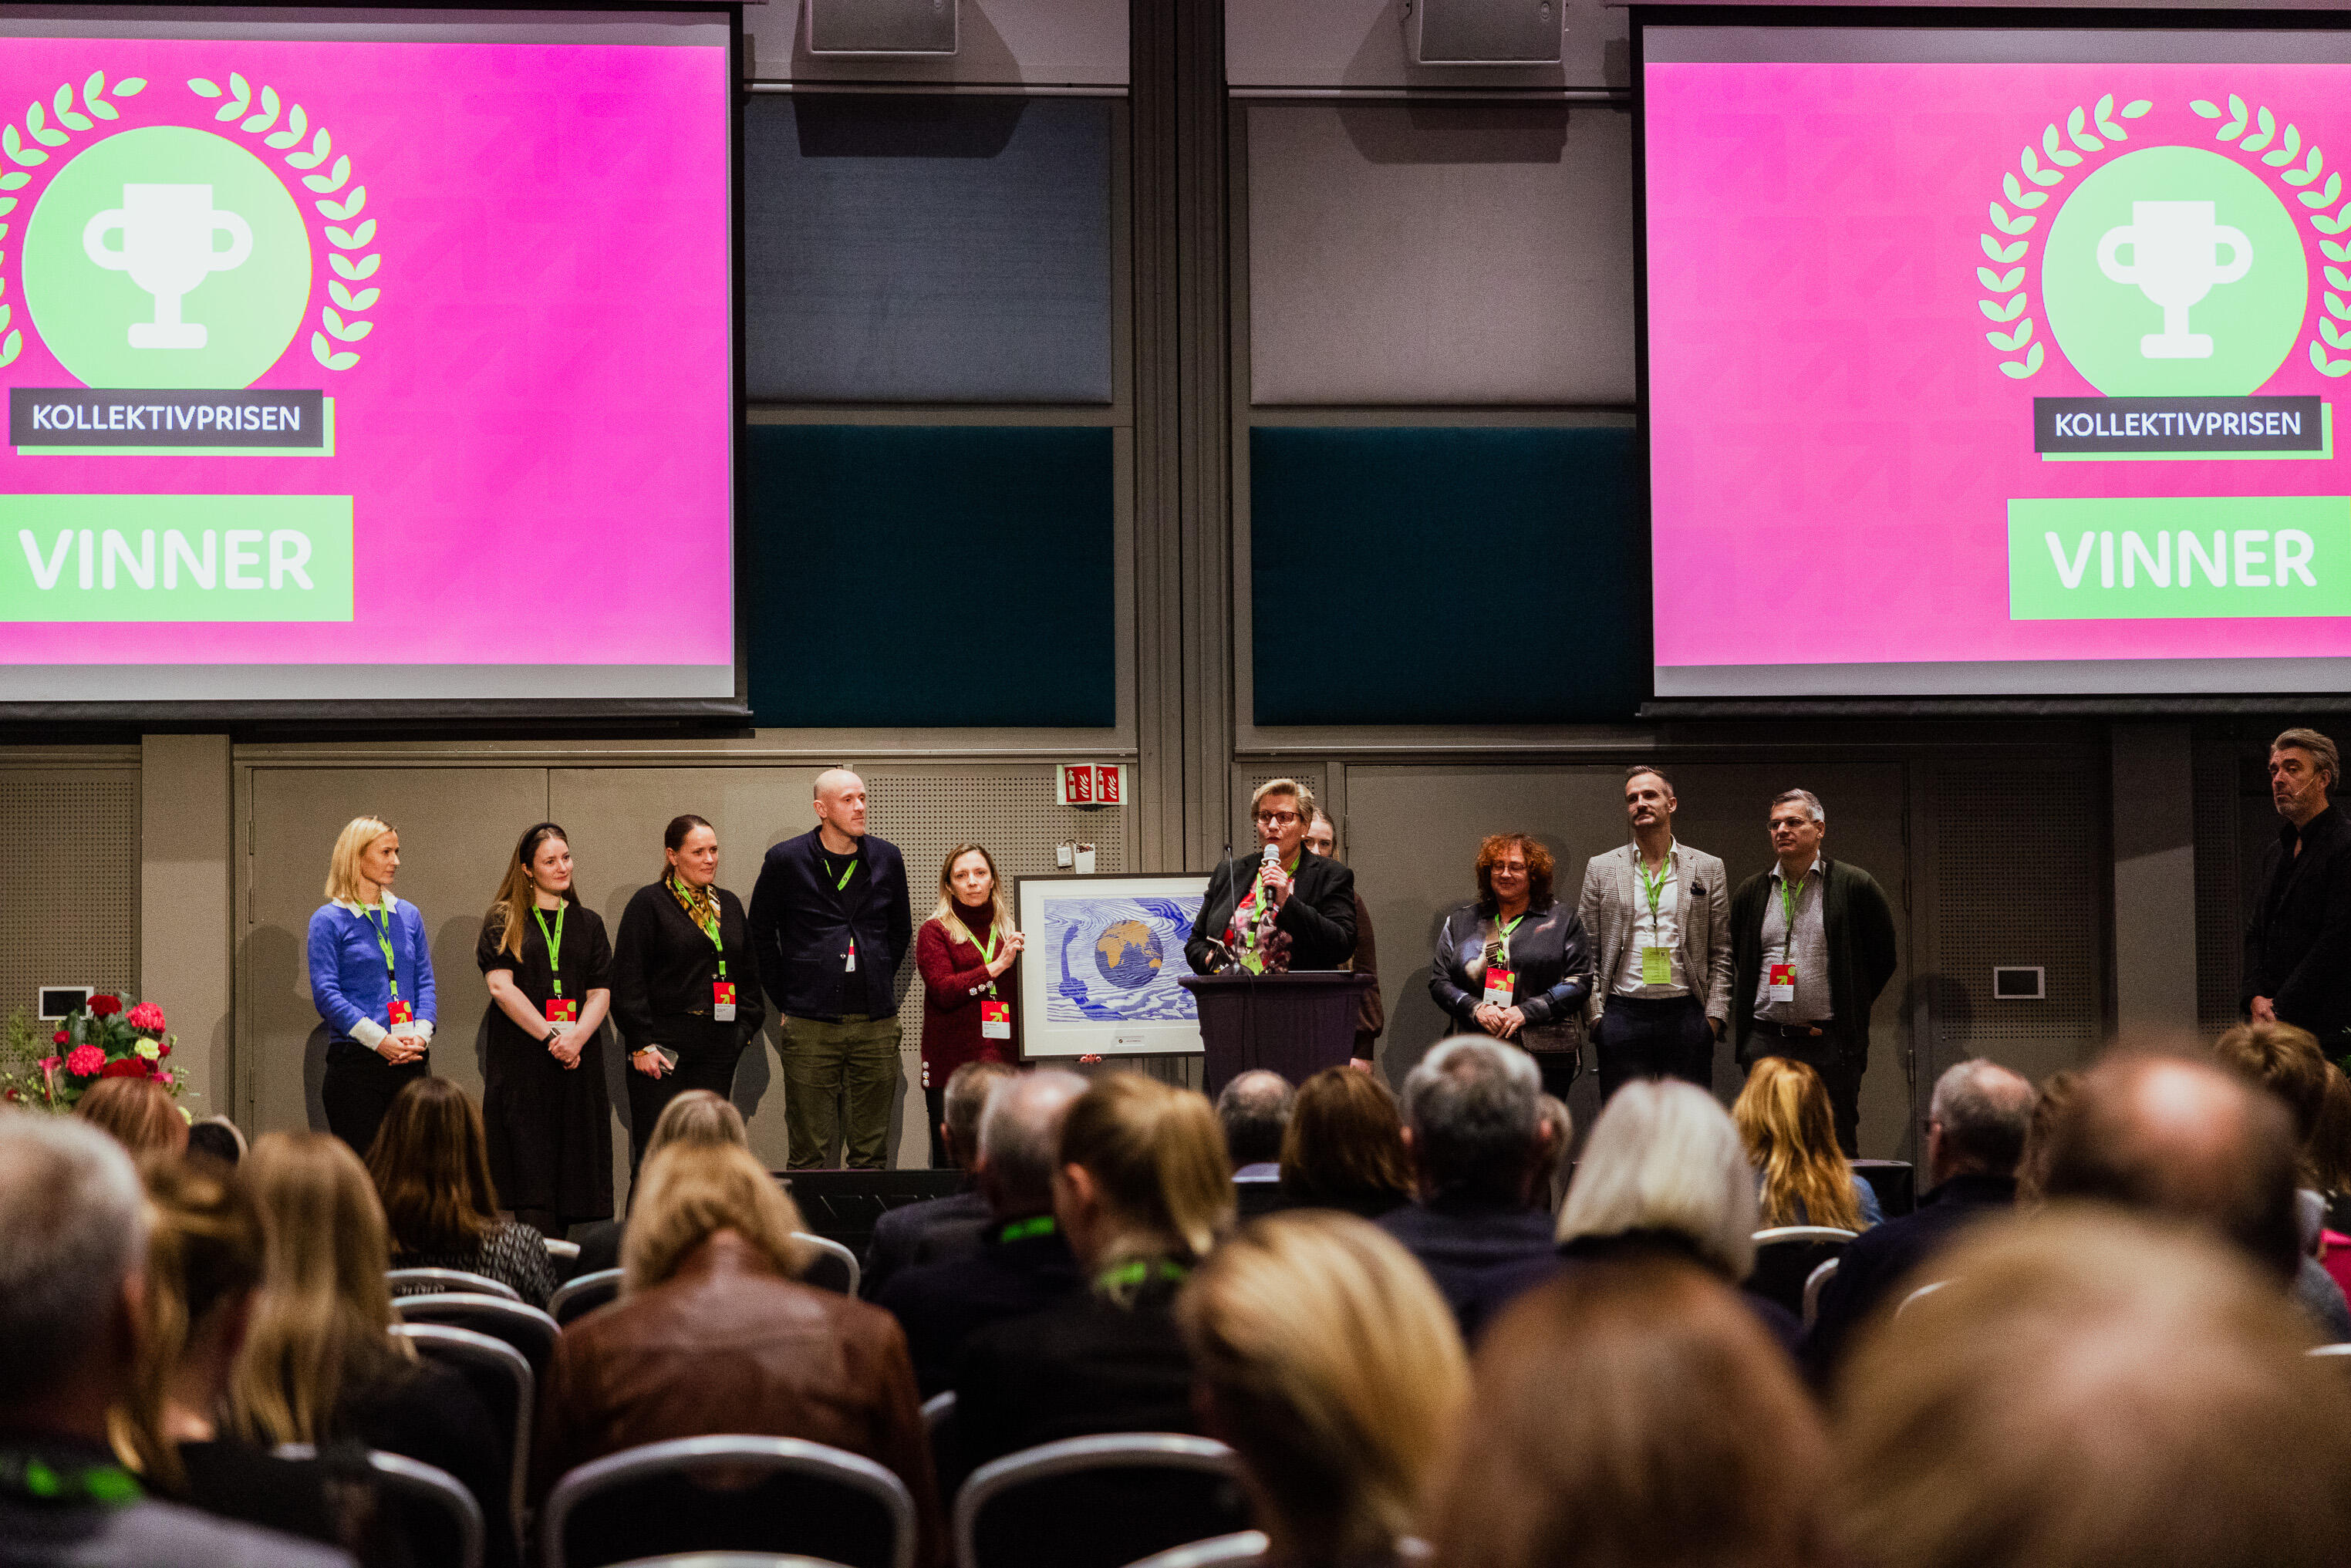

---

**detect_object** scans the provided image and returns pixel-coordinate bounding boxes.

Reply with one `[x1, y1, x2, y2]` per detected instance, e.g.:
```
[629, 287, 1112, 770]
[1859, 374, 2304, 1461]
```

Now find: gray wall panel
[0, 764, 140, 1047]
[1245, 103, 1634, 406]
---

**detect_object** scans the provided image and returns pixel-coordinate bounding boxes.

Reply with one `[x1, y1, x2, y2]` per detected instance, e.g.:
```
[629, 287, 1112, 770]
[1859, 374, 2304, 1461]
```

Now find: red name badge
[712, 980, 737, 1022]
[387, 999, 414, 1026]
[1482, 966, 1516, 1007]
[545, 997, 578, 1024]
[981, 1000, 1012, 1040]
[1767, 963, 1797, 1002]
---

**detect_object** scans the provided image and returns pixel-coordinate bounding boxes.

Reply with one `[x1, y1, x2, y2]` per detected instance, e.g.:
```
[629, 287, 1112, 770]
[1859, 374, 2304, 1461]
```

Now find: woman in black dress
[610, 813, 764, 1172]
[477, 821, 614, 1239]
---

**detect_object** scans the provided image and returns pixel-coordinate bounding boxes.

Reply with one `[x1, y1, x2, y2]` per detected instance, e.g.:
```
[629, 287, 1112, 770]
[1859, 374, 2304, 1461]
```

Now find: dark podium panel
[1180, 971, 1376, 1098]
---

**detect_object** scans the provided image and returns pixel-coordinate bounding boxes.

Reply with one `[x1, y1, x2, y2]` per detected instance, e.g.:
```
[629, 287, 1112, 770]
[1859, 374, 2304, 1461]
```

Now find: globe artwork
[1093, 919, 1165, 990]
[1045, 896, 1197, 1024]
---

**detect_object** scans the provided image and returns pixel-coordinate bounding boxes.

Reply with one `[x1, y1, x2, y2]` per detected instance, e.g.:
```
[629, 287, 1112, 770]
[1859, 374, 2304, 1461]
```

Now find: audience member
[1551, 1078, 1796, 1347]
[1425, 1257, 1832, 1568]
[1802, 1057, 2033, 1380]
[1176, 1212, 1467, 1568]
[366, 1077, 558, 1307]
[862, 1059, 1015, 1300]
[187, 1116, 248, 1167]
[569, 1087, 744, 1277]
[74, 1076, 188, 1159]
[2015, 1067, 2078, 1204]
[1733, 1056, 1881, 1230]
[1831, 1209, 2351, 1568]
[2214, 1019, 2332, 1186]
[2039, 1050, 2351, 1340]
[533, 1139, 942, 1565]
[1533, 1094, 1572, 1212]
[1378, 1039, 1561, 1340]
[954, 1074, 1233, 1472]
[879, 1069, 1088, 1397]
[231, 1132, 510, 1563]
[1219, 1069, 1295, 1219]
[0, 1114, 352, 1568]
[1277, 1067, 1411, 1220]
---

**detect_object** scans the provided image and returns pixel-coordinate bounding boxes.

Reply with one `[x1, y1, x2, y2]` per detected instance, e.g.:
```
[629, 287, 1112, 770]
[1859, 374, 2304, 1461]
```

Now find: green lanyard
[998, 1214, 1055, 1243]
[1098, 1258, 1189, 1292]
[1492, 911, 1526, 967]
[533, 902, 567, 998]
[670, 877, 728, 980]
[821, 855, 857, 892]
[1638, 851, 1674, 929]
[0, 1450, 140, 1506]
[363, 902, 400, 1000]
[1779, 871, 1807, 963]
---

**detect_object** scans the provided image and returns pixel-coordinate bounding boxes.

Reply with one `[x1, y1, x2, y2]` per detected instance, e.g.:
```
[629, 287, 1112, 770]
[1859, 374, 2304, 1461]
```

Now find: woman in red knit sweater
[913, 844, 1025, 1167]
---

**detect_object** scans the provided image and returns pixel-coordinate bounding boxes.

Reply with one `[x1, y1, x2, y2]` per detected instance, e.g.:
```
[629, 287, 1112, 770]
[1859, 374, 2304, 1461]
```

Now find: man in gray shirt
[1729, 788, 1899, 1155]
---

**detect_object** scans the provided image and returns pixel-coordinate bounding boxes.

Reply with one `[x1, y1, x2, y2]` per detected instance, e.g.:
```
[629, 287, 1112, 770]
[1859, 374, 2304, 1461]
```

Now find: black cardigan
[1727, 858, 1897, 1068]
[609, 879, 766, 1061]
[1183, 851, 1358, 973]
[2243, 805, 2351, 1043]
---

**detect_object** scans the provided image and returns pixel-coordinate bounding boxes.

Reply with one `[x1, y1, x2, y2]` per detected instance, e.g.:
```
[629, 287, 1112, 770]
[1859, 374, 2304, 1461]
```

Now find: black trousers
[625, 1047, 744, 1172]
[322, 1041, 430, 1158]
[1594, 994, 1715, 1102]
[1746, 1026, 1863, 1156]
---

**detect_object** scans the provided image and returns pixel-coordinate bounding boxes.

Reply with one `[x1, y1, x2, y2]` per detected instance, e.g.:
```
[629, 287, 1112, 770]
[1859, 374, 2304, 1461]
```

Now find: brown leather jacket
[531, 1230, 943, 1568]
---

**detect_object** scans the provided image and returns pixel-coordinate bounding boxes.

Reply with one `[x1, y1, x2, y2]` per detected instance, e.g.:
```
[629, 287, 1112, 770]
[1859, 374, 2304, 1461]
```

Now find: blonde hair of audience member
[622, 1139, 811, 1295]
[75, 1075, 190, 1159]
[1176, 1212, 1468, 1567]
[1056, 1074, 1234, 1293]
[1734, 1056, 1864, 1231]
[1832, 1209, 2351, 1568]
[2214, 1020, 2332, 1187]
[1279, 1067, 1412, 1210]
[640, 1087, 749, 1165]
[1555, 1078, 1759, 1280]
[231, 1132, 410, 1446]
[2312, 1066, 2351, 1196]
[1427, 1258, 1833, 1568]
[113, 1155, 264, 1494]
[322, 814, 396, 904]
[2015, 1068, 2080, 1205]
[366, 1076, 500, 1255]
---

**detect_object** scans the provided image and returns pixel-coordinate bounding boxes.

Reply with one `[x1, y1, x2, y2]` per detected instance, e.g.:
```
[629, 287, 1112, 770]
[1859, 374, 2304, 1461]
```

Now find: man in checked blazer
[1575, 765, 1735, 1101]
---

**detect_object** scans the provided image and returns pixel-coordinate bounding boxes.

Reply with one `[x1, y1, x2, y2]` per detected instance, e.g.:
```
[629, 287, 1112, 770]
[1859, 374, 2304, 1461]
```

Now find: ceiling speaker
[1400, 0, 1563, 66]
[805, 0, 958, 57]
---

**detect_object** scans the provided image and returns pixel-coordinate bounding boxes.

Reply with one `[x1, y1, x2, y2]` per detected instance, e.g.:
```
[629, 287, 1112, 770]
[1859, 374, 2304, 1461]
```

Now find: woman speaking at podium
[308, 814, 437, 1155]
[1185, 778, 1357, 976]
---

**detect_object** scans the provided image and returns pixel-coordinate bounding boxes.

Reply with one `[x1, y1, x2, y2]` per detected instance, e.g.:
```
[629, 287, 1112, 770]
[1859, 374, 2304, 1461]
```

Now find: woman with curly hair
[1431, 833, 1591, 1099]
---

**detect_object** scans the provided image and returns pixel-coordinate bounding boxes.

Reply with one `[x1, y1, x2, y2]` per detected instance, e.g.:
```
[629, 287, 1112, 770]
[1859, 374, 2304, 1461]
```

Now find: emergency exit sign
[1058, 764, 1125, 806]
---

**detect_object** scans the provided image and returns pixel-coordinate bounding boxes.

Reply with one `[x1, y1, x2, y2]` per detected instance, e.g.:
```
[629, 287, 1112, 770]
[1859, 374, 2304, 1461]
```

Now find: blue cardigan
[309, 896, 437, 1044]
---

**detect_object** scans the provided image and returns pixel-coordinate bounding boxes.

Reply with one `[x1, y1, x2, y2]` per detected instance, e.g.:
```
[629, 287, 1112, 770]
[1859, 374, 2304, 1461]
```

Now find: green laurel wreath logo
[1975, 94, 2153, 380]
[187, 73, 376, 372]
[2187, 95, 2350, 378]
[0, 71, 150, 368]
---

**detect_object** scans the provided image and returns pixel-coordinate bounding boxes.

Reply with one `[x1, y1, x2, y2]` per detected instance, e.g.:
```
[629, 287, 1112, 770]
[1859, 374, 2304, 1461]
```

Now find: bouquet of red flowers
[0, 995, 182, 1113]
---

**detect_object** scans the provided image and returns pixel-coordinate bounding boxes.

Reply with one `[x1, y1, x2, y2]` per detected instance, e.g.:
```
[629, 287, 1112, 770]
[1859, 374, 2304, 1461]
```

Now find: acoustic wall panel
[744, 95, 1114, 403]
[1250, 426, 1638, 725]
[0, 768, 138, 1031]
[1246, 103, 1634, 406]
[747, 425, 1118, 728]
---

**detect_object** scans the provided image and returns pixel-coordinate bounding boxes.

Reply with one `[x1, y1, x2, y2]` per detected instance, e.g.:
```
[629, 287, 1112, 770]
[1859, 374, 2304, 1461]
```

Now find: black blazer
[1183, 851, 1358, 973]
[2243, 805, 2351, 1044]
[747, 828, 915, 1021]
[609, 880, 765, 1061]
[953, 1277, 1199, 1473]
[1428, 898, 1592, 1037]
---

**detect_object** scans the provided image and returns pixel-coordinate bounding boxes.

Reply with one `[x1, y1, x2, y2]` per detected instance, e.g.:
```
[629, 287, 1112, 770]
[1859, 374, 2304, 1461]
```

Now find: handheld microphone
[1263, 842, 1280, 869]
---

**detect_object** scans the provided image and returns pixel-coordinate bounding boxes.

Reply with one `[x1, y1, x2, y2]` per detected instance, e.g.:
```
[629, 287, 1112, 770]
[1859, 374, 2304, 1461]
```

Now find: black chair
[277, 1444, 486, 1568]
[794, 1233, 860, 1297]
[540, 1435, 916, 1568]
[1748, 1226, 1856, 1316]
[389, 1267, 521, 1301]
[393, 1320, 535, 1543]
[393, 1293, 561, 1388]
[953, 1435, 1250, 1568]
[551, 1268, 625, 1327]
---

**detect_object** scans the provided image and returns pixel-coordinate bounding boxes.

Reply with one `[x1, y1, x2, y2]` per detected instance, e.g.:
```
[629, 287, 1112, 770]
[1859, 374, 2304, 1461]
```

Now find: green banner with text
[1, 495, 352, 622]
[2008, 495, 2351, 620]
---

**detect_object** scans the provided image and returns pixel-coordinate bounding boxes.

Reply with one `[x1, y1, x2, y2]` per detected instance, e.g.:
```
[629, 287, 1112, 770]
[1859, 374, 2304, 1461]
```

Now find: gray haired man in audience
[1378, 1037, 1564, 1341]
[861, 1058, 1018, 1300]
[0, 1114, 352, 1566]
[1217, 1070, 1295, 1219]
[1802, 1057, 2034, 1379]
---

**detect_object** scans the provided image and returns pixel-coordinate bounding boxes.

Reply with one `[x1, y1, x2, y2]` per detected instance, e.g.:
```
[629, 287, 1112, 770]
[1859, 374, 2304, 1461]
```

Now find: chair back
[546, 1237, 583, 1264]
[276, 1443, 486, 1568]
[390, 1266, 521, 1301]
[552, 1267, 626, 1327]
[393, 1320, 535, 1539]
[1896, 1279, 1951, 1318]
[2312, 1344, 2351, 1357]
[1747, 1226, 1856, 1315]
[1802, 1257, 1839, 1329]
[794, 1232, 860, 1297]
[393, 1293, 561, 1384]
[1119, 1533, 1270, 1568]
[541, 1434, 916, 1568]
[606, 1559, 861, 1567]
[954, 1434, 1249, 1568]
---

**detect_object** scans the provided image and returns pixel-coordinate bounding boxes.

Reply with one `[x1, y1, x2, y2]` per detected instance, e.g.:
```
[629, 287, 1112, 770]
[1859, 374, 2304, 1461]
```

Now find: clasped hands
[1472, 1001, 1526, 1039]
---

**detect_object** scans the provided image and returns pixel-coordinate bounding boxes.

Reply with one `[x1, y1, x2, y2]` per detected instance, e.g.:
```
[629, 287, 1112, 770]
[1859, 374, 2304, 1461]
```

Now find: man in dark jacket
[861, 1061, 1015, 1301]
[1730, 787, 1900, 1155]
[1377, 1037, 1564, 1341]
[2244, 727, 2351, 1052]
[1185, 778, 1356, 975]
[1801, 1057, 2033, 1381]
[748, 768, 914, 1170]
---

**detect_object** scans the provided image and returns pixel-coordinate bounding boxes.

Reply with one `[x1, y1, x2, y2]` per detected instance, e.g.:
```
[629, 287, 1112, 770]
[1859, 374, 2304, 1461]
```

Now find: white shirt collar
[332, 892, 401, 916]
[1770, 856, 1821, 884]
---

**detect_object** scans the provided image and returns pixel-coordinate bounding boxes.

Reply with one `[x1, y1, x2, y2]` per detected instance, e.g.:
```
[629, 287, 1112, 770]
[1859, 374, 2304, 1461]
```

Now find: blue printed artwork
[1045, 896, 1198, 1023]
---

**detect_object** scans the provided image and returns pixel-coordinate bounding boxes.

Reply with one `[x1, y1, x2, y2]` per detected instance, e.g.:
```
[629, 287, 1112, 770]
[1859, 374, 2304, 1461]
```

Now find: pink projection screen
[0, 8, 736, 711]
[1644, 25, 2351, 697]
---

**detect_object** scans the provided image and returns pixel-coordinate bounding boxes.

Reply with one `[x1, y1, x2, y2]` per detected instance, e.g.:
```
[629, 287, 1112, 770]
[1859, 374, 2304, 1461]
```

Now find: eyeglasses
[1256, 810, 1300, 825]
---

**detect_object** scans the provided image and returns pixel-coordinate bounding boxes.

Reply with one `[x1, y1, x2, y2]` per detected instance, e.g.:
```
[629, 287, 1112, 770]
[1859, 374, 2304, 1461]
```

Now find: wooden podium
[1180, 971, 1376, 1098]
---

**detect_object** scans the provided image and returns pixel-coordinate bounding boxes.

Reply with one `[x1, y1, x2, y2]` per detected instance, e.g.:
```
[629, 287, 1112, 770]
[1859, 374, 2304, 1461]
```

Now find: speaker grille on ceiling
[1928, 766, 2101, 1049]
[804, 0, 957, 57]
[0, 775, 139, 1025]
[1401, 0, 1563, 66]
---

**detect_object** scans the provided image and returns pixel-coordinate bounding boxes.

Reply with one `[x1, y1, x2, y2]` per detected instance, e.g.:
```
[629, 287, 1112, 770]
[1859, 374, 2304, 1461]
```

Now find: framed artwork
[1014, 873, 1209, 1058]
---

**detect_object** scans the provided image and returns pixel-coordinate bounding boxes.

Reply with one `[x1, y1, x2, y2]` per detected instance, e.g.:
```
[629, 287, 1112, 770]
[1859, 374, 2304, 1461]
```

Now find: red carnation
[89, 995, 122, 1017]
[63, 1044, 104, 1077]
[98, 1057, 147, 1079]
[52, 1030, 66, 1044]
[126, 1003, 166, 1033]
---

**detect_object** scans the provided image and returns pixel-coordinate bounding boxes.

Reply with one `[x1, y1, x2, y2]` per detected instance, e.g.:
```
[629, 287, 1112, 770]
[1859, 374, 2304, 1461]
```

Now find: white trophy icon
[81, 183, 253, 349]
[2096, 199, 2252, 360]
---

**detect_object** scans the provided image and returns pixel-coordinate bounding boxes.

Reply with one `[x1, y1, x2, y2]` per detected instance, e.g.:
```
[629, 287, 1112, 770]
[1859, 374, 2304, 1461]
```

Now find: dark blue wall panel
[748, 426, 1116, 727]
[1251, 427, 1641, 725]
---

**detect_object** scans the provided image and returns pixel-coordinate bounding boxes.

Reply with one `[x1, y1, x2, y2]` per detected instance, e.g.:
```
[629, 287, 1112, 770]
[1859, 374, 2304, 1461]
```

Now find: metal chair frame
[1752, 1225, 1861, 1246]
[393, 1320, 537, 1541]
[1117, 1533, 1270, 1568]
[391, 1293, 562, 1377]
[921, 1391, 956, 1443]
[389, 1266, 522, 1301]
[541, 1434, 918, 1568]
[1896, 1279, 1951, 1317]
[551, 1267, 626, 1327]
[274, 1442, 487, 1568]
[1802, 1257, 1839, 1329]
[2310, 1344, 2351, 1357]
[793, 1232, 861, 1297]
[606, 1558, 860, 1567]
[952, 1433, 1243, 1568]
[546, 1237, 583, 1263]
